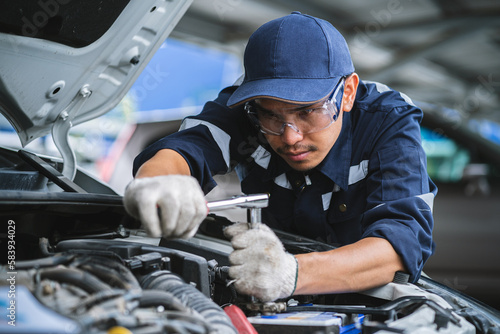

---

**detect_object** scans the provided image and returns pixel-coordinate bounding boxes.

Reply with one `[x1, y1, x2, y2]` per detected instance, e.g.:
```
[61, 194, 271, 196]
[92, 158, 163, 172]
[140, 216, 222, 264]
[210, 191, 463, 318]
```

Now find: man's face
[256, 98, 345, 172]
[251, 74, 359, 172]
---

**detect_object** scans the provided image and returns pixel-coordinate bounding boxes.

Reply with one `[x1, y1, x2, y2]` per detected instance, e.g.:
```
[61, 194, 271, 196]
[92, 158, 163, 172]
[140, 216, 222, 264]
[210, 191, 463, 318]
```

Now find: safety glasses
[245, 77, 345, 135]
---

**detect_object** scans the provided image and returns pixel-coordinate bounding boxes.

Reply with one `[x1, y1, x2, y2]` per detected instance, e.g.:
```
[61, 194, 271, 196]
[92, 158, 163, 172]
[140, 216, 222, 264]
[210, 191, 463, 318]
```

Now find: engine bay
[2, 191, 496, 333]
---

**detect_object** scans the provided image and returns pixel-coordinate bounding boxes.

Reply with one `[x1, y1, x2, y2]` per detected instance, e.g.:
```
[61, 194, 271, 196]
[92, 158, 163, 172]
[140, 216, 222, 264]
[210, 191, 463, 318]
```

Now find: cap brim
[226, 77, 342, 108]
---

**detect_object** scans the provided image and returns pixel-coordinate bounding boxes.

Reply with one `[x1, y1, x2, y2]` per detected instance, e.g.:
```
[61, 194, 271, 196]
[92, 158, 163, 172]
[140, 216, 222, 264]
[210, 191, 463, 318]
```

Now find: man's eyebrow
[253, 103, 275, 113]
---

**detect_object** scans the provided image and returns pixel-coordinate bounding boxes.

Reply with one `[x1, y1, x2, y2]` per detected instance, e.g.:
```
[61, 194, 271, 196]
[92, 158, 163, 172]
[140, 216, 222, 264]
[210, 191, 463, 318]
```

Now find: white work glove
[224, 222, 298, 302]
[123, 175, 207, 239]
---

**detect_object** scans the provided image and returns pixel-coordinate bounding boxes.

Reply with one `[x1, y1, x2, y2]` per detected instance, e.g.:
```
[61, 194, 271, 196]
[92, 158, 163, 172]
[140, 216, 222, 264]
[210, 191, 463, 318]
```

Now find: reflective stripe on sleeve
[416, 192, 435, 213]
[180, 119, 231, 170]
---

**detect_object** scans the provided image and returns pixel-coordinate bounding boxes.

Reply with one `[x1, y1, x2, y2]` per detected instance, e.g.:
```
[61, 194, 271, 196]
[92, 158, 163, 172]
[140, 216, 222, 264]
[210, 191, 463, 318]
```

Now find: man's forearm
[294, 237, 405, 295]
[135, 149, 191, 178]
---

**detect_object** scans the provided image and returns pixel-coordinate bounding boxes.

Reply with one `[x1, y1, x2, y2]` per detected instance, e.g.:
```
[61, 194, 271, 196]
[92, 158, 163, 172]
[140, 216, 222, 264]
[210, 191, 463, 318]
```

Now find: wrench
[207, 193, 269, 228]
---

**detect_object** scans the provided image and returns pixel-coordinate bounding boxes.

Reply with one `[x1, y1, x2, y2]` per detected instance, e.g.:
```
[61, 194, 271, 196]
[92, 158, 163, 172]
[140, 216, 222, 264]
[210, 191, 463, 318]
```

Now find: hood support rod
[51, 85, 92, 181]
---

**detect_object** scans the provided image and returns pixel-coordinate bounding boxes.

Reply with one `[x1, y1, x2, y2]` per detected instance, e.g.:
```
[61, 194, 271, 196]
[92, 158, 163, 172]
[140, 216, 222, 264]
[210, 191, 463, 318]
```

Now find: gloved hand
[123, 175, 207, 239]
[224, 222, 298, 302]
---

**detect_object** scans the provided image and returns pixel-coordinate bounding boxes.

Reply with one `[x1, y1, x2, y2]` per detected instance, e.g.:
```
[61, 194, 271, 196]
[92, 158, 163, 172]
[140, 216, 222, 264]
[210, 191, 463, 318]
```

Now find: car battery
[247, 311, 364, 334]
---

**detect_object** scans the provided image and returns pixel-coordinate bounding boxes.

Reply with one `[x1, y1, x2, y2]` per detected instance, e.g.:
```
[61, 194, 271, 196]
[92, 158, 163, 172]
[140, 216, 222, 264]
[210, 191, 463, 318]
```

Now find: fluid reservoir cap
[107, 326, 133, 334]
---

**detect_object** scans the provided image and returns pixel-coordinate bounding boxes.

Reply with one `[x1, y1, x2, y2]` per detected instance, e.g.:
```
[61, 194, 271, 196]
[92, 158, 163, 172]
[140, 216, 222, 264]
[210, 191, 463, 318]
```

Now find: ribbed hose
[141, 271, 237, 334]
[75, 256, 141, 291]
[138, 289, 191, 313]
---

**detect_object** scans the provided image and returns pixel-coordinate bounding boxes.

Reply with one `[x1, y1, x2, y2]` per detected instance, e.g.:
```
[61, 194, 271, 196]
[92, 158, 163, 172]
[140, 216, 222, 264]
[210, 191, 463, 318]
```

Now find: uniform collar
[315, 111, 352, 190]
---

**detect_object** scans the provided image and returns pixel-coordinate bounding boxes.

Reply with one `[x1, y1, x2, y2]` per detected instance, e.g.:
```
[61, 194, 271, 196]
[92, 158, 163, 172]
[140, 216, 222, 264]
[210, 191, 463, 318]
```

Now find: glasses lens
[245, 86, 341, 135]
[294, 104, 336, 133]
[247, 107, 282, 135]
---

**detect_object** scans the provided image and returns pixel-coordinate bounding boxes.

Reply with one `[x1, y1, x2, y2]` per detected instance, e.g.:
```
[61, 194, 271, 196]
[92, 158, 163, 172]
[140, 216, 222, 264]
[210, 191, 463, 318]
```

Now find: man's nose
[280, 123, 303, 145]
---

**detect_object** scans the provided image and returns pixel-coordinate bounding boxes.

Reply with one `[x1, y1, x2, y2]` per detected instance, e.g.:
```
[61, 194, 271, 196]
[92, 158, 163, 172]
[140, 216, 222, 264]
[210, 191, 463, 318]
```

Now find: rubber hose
[40, 267, 112, 294]
[141, 271, 237, 334]
[138, 289, 190, 313]
[84, 256, 140, 290]
[75, 257, 141, 291]
[143, 274, 222, 315]
[147, 281, 235, 333]
[16, 253, 74, 270]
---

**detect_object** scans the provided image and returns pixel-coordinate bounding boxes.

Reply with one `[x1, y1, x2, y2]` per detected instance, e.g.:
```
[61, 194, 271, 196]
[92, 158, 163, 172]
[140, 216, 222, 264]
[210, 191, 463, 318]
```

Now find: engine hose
[15, 253, 75, 270]
[72, 289, 128, 314]
[40, 267, 112, 294]
[138, 289, 191, 313]
[143, 275, 224, 317]
[86, 255, 140, 289]
[74, 256, 141, 291]
[141, 271, 238, 334]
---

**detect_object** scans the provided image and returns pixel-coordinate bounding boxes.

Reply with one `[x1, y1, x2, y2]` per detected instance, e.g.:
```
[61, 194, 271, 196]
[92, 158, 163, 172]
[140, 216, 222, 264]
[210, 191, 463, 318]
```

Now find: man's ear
[342, 73, 359, 112]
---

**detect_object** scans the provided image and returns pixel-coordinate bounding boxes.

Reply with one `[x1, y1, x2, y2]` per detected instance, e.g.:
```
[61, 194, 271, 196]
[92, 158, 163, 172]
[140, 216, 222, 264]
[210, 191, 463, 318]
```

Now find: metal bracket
[51, 85, 92, 181]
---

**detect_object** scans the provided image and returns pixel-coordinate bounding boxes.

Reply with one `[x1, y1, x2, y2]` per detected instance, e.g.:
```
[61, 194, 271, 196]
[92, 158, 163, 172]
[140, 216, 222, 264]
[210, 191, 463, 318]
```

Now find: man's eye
[260, 110, 281, 120]
[298, 109, 315, 118]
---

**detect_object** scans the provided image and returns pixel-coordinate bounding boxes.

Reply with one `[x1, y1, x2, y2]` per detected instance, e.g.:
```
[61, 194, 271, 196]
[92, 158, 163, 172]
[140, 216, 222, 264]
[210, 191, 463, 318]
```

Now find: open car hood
[0, 0, 192, 179]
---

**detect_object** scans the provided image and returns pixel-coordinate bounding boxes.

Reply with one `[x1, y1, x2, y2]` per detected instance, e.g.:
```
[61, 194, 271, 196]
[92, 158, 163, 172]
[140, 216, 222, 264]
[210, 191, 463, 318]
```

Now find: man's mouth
[284, 151, 309, 161]
[277, 145, 318, 162]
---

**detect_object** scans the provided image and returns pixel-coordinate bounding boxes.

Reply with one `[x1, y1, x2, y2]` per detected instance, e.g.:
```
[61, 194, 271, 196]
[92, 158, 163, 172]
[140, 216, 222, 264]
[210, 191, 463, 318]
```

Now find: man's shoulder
[348, 80, 424, 149]
[351, 80, 423, 130]
[355, 80, 418, 112]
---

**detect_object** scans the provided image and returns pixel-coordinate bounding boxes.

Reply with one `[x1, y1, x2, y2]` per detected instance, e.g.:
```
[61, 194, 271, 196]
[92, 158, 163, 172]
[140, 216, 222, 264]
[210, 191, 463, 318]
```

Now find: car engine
[0, 188, 498, 333]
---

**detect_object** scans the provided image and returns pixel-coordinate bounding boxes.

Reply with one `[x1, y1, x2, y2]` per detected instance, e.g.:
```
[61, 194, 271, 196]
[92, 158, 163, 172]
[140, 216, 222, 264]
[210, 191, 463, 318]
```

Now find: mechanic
[124, 12, 436, 303]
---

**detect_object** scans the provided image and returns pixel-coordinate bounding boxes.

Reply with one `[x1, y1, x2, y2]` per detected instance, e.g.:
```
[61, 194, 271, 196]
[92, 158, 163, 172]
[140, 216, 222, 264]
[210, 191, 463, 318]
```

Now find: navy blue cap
[227, 12, 355, 108]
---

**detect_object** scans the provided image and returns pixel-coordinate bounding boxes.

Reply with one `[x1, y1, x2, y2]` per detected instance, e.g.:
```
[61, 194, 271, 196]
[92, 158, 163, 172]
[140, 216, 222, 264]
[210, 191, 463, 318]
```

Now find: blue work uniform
[133, 80, 437, 283]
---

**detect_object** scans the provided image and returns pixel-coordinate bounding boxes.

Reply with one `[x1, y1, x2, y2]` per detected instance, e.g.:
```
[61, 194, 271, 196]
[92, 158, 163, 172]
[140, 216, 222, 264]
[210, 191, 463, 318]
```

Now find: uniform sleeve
[132, 86, 259, 194]
[361, 105, 437, 282]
